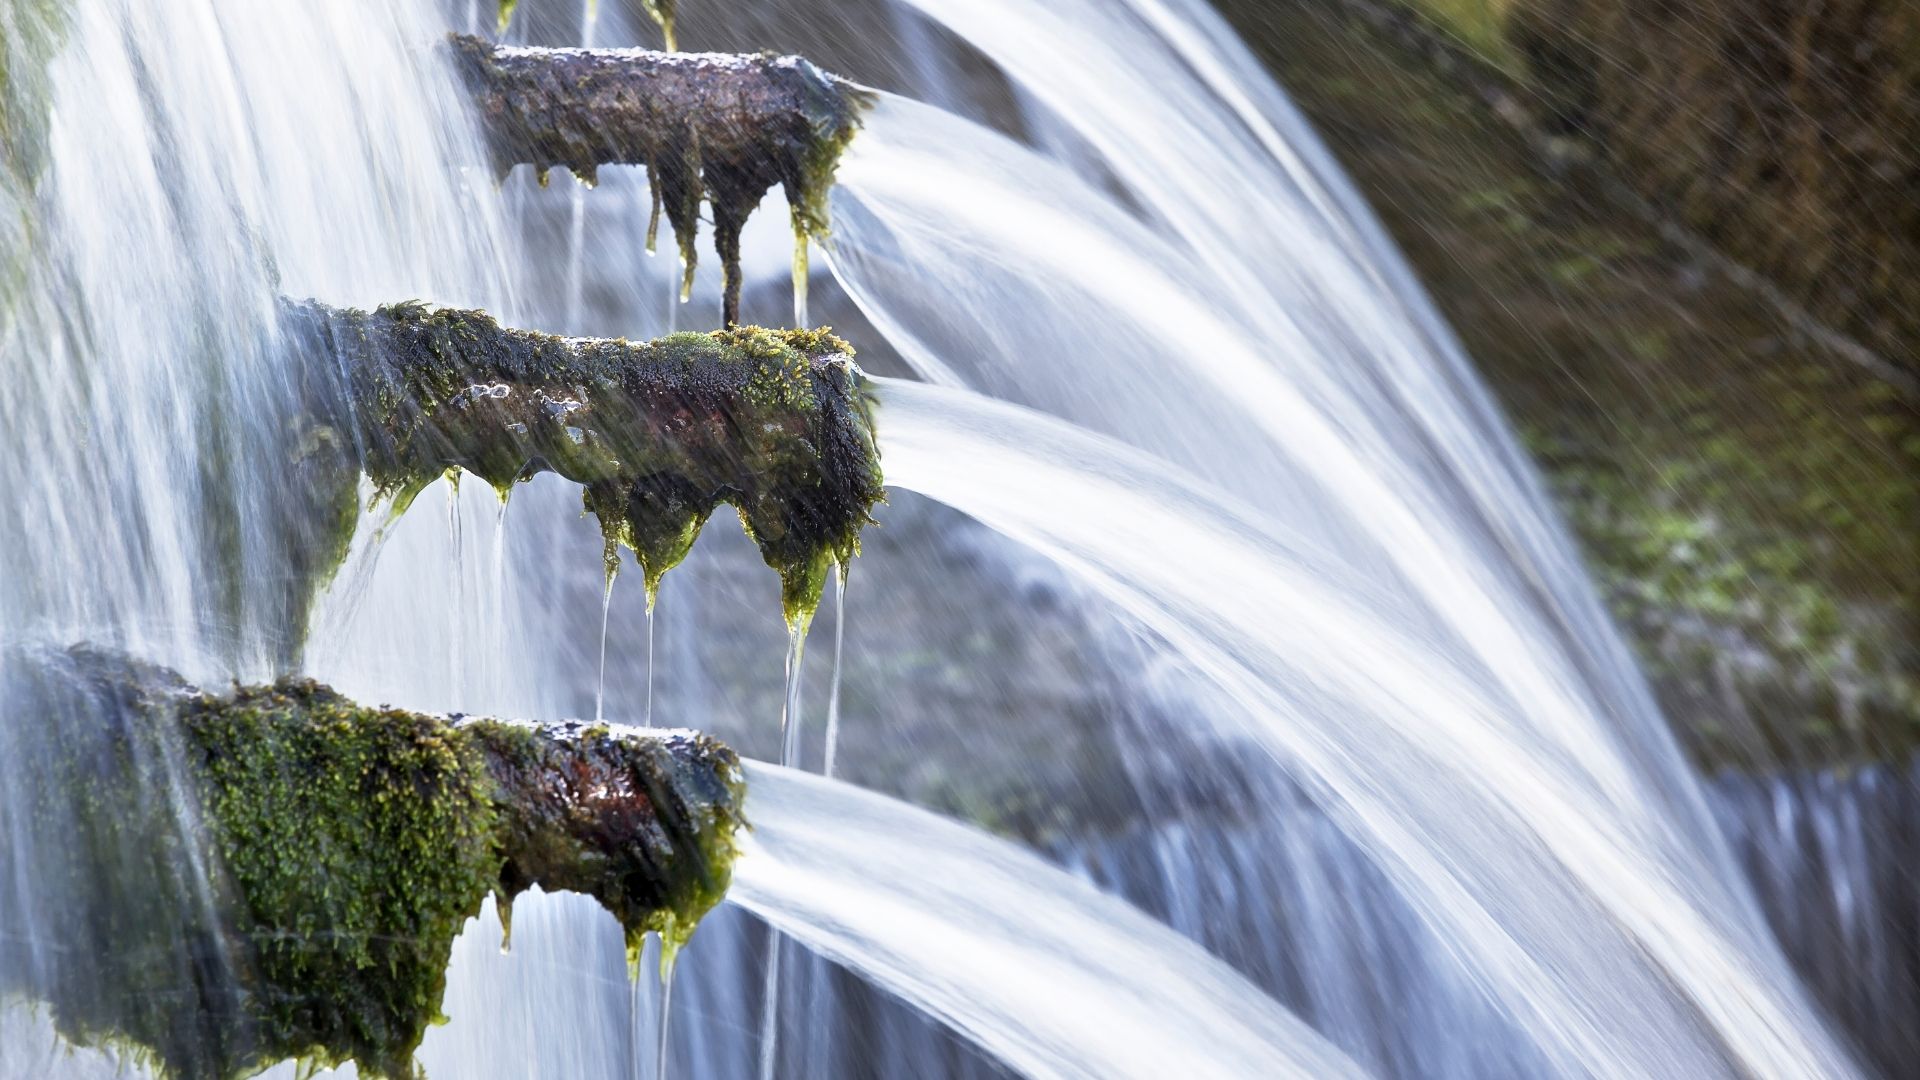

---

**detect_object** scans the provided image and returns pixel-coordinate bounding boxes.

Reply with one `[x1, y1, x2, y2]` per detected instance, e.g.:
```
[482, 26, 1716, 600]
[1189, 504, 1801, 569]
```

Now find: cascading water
[0, 0, 1874, 1078]
[729, 763, 1368, 1080]
[870, 378, 1855, 1078]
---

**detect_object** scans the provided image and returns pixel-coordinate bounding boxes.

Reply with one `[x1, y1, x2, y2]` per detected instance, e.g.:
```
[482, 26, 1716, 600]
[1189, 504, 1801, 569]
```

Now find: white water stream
[731, 762, 1367, 1080]
[0, 0, 1862, 1077]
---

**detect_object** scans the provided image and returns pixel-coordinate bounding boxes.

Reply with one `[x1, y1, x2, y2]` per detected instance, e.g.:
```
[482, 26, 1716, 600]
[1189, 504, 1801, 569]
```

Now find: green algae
[450, 33, 873, 326]
[462, 717, 744, 969]
[279, 299, 884, 626]
[0, 644, 746, 1080]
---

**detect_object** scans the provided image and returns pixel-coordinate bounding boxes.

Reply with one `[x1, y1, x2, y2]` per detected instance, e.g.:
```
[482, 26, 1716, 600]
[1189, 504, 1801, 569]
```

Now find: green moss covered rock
[0, 644, 746, 1080]
[450, 32, 871, 325]
[278, 298, 884, 629]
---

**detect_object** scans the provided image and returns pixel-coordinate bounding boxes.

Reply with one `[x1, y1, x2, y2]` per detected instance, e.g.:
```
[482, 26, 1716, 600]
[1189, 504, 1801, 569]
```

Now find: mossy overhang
[277, 297, 884, 628]
[448, 32, 873, 326]
[0, 643, 746, 1080]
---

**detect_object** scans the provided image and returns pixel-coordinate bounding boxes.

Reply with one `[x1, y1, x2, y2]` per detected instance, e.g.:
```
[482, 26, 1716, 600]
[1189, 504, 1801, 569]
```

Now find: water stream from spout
[0, 0, 1865, 1077]
[871, 376, 1857, 1079]
[732, 762, 1370, 1080]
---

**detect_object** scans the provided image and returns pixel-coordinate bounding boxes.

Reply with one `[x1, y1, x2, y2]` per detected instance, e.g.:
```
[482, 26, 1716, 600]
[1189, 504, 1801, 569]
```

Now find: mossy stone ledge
[449, 32, 873, 325]
[0, 643, 746, 1080]
[278, 297, 885, 628]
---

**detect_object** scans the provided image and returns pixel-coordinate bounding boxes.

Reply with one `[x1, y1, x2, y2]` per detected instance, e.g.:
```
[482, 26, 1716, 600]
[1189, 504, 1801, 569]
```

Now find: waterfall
[0, 0, 1876, 1077]
[872, 377, 1853, 1078]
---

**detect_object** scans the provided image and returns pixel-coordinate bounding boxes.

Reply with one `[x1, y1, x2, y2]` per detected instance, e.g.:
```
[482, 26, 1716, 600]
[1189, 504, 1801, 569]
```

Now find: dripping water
[823, 563, 849, 778]
[563, 0, 600, 332]
[780, 621, 809, 768]
[448, 480, 466, 697]
[759, 619, 812, 1079]
[595, 568, 617, 725]
[794, 235, 811, 329]
[756, 931, 785, 1080]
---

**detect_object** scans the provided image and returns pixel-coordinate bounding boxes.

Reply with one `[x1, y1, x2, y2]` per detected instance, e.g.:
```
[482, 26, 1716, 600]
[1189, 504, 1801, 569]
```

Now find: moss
[188, 681, 501, 1080]
[0, 644, 747, 1080]
[450, 34, 873, 326]
[280, 299, 884, 626]
[1393, 0, 1520, 69]
[1211, 0, 1920, 769]
[639, 0, 678, 51]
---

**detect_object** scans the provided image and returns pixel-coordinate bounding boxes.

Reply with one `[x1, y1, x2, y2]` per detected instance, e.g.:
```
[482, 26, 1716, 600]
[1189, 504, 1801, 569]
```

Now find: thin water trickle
[823, 563, 849, 778]
[596, 568, 617, 725]
[630, 952, 645, 1080]
[448, 480, 465, 697]
[759, 619, 811, 1080]
[657, 951, 678, 1080]
[757, 928, 785, 1080]
[645, 604, 657, 727]
[779, 620, 809, 769]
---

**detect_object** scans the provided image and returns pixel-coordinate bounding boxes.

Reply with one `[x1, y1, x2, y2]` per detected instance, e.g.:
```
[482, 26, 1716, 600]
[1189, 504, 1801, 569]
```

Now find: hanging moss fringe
[279, 297, 883, 626]
[449, 33, 872, 325]
[0, 644, 746, 1080]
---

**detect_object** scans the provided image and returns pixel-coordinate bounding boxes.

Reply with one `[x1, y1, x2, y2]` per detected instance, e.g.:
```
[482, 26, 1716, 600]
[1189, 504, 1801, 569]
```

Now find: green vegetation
[0, 644, 746, 1080]
[1395, 0, 1518, 69]
[1214, 0, 1920, 768]
[280, 299, 884, 627]
[639, 0, 679, 51]
[1370, 0, 1920, 374]
[450, 33, 873, 326]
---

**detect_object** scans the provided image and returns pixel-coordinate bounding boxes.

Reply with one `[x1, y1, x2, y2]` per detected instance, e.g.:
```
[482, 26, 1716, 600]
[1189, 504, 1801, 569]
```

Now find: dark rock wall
[1213, 0, 1920, 770]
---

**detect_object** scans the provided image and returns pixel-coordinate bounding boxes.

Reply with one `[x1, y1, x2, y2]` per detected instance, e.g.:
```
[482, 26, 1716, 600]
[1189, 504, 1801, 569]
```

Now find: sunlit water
[0, 0, 1870, 1077]
[731, 762, 1366, 1079]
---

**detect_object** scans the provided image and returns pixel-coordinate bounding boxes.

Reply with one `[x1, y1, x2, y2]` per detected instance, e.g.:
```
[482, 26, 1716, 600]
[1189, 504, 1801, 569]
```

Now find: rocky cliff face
[1214, 0, 1920, 770]
[1511, 0, 1920, 375]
